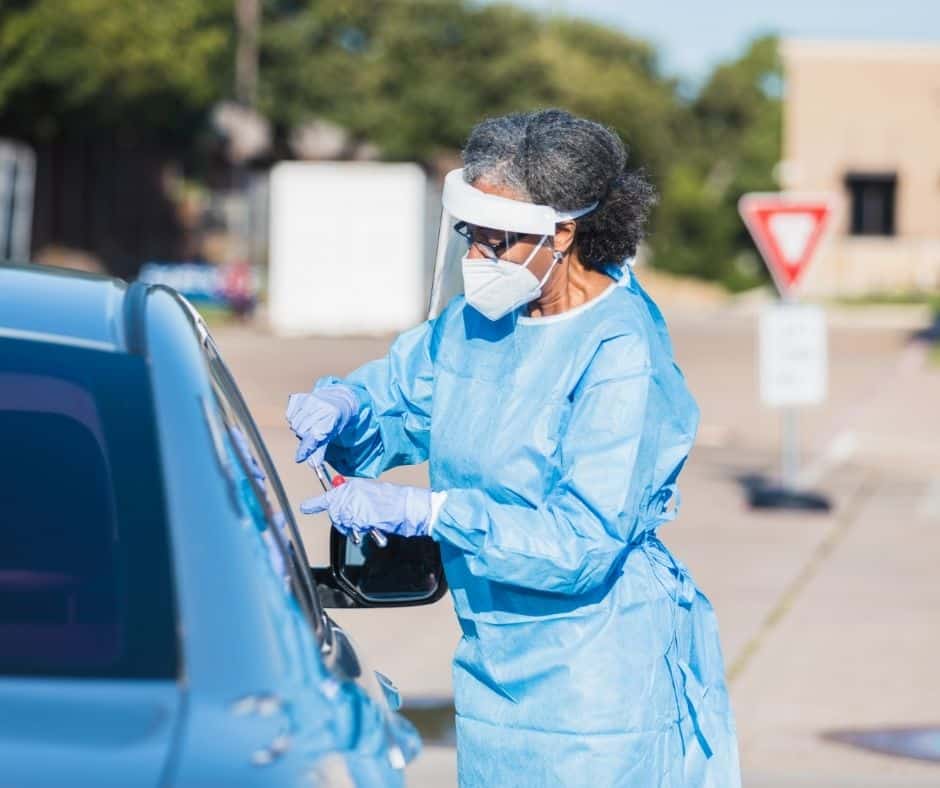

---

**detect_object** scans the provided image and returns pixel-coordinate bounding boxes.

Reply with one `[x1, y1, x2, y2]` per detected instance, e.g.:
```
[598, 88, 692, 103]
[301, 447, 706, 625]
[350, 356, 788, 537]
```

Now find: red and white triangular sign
[738, 192, 837, 297]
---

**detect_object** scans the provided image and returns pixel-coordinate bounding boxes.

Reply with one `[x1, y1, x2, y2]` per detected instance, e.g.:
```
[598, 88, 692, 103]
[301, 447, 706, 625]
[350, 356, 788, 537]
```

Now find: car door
[0, 333, 182, 788]
[194, 322, 419, 784]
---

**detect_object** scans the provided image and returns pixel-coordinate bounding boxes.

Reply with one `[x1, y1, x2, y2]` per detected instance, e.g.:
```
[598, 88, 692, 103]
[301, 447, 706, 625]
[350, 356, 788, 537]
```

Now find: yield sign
[738, 192, 836, 297]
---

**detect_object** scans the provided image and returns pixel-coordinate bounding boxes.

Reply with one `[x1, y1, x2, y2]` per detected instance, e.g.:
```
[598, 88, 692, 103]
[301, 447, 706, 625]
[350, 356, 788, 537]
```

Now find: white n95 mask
[461, 238, 560, 321]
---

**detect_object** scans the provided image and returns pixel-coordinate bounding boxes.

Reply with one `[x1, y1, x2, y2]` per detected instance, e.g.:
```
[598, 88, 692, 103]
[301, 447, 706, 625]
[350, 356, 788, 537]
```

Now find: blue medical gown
[323, 268, 741, 787]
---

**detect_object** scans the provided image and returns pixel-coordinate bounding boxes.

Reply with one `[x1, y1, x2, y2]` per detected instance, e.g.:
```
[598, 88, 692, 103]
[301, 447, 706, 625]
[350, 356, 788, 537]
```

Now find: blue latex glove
[286, 383, 360, 467]
[300, 477, 432, 538]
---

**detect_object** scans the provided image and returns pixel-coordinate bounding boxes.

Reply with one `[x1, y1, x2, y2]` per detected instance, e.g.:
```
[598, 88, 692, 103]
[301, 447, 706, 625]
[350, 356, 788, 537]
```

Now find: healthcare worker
[288, 109, 741, 787]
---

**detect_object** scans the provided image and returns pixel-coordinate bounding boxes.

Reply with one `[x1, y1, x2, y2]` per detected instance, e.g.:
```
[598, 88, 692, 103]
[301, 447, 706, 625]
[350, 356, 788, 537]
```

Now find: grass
[833, 291, 940, 312]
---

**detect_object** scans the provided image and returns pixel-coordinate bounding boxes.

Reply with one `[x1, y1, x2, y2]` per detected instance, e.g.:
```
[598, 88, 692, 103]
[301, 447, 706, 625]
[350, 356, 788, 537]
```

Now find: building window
[845, 173, 897, 236]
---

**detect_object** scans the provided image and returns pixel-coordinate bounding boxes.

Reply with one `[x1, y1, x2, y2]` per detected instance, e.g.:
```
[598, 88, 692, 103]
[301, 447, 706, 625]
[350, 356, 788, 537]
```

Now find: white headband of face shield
[442, 168, 598, 235]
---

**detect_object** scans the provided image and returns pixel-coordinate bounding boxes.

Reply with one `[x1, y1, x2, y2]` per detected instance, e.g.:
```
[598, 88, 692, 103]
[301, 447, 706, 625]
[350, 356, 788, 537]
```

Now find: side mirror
[313, 530, 448, 609]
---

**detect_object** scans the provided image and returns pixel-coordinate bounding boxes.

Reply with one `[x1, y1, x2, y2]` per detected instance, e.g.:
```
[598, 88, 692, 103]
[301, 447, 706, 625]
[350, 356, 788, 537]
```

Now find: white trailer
[268, 162, 427, 336]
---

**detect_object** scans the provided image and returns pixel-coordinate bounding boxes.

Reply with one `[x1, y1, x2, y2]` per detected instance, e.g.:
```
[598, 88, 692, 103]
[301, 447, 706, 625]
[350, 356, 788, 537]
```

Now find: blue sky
[505, 0, 940, 81]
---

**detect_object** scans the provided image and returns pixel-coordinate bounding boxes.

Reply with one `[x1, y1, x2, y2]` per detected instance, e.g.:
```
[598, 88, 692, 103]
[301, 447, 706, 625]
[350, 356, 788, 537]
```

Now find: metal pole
[235, 0, 260, 108]
[0, 142, 14, 259]
[11, 145, 35, 260]
[781, 407, 800, 490]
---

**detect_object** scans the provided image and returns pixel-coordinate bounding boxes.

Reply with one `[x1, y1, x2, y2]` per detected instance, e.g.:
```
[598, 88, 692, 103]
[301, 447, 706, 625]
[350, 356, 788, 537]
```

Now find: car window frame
[202, 379, 311, 599]
[171, 297, 330, 647]
[204, 341, 329, 643]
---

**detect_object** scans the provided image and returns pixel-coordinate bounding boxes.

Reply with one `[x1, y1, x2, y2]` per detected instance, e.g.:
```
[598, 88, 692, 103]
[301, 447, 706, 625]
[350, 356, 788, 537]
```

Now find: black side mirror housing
[313, 529, 448, 608]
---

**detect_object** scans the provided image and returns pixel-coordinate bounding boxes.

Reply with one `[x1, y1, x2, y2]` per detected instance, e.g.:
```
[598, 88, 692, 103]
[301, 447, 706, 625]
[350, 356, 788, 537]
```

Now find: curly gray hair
[462, 109, 656, 269]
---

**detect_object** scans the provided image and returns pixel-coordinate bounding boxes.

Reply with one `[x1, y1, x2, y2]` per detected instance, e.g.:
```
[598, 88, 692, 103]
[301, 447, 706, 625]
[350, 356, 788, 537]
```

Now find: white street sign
[759, 302, 827, 407]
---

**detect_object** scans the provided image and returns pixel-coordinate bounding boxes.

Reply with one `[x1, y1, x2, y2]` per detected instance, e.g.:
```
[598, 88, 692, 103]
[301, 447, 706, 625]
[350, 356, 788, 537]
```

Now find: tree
[261, 1, 551, 159]
[534, 16, 684, 180]
[259, 1, 680, 167]
[0, 0, 782, 289]
[0, 0, 232, 141]
[649, 35, 782, 290]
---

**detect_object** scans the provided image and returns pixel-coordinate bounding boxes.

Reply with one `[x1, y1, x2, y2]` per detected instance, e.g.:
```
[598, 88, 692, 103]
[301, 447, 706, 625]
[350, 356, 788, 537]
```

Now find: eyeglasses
[454, 221, 522, 261]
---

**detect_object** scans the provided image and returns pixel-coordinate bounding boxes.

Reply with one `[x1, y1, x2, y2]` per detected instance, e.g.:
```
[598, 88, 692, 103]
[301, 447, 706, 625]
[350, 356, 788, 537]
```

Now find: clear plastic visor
[428, 211, 547, 318]
[427, 169, 597, 318]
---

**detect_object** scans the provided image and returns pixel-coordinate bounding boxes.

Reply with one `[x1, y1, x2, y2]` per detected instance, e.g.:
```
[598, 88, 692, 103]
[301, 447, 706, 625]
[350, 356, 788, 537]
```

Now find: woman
[288, 109, 740, 787]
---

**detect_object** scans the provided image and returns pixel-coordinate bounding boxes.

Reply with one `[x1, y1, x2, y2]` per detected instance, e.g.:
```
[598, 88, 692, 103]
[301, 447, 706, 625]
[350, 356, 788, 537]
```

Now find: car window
[204, 383, 298, 587]
[0, 338, 178, 679]
[197, 334, 327, 640]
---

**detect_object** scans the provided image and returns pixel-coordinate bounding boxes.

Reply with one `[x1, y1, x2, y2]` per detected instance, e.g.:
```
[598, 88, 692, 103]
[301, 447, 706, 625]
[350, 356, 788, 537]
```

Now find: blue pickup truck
[0, 263, 447, 786]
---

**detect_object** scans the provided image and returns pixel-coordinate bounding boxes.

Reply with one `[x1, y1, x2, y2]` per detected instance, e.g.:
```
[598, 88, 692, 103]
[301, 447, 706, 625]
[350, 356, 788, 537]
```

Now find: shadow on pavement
[735, 472, 832, 512]
[910, 302, 940, 343]
[823, 726, 940, 764]
[401, 698, 456, 747]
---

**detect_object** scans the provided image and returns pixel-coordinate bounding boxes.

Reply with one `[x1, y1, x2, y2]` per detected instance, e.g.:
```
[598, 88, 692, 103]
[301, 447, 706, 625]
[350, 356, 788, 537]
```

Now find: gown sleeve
[431, 331, 654, 595]
[319, 318, 435, 478]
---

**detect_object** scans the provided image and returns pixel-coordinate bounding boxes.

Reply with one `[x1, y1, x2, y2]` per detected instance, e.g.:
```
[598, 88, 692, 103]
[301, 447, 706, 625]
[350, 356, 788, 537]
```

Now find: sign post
[739, 192, 836, 510]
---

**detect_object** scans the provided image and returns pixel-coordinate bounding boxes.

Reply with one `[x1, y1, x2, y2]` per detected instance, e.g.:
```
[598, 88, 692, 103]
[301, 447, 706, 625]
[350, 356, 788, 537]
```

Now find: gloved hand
[300, 477, 432, 538]
[286, 383, 360, 467]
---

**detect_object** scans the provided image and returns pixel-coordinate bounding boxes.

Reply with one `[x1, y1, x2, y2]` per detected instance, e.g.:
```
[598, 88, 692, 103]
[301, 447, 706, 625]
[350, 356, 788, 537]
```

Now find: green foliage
[0, 0, 232, 139]
[261, 1, 548, 158]
[260, 3, 682, 168]
[534, 17, 684, 179]
[649, 35, 782, 290]
[0, 0, 783, 288]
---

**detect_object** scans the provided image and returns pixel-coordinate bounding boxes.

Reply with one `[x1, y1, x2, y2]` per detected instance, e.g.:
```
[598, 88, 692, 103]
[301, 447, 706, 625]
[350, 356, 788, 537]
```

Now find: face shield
[428, 169, 597, 319]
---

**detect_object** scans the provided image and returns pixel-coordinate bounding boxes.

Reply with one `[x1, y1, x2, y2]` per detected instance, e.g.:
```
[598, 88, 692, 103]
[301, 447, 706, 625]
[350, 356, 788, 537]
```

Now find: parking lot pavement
[730, 465, 940, 787]
[214, 299, 939, 786]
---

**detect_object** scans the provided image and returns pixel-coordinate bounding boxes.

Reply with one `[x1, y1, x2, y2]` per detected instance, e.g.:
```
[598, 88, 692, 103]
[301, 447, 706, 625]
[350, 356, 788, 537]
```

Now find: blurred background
[2, 1, 939, 785]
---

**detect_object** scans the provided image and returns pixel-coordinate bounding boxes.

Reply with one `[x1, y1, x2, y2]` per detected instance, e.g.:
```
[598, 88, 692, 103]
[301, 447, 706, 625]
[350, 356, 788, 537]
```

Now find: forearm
[430, 487, 628, 595]
[316, 320, 434, 475]
[313, 376, 385, 477]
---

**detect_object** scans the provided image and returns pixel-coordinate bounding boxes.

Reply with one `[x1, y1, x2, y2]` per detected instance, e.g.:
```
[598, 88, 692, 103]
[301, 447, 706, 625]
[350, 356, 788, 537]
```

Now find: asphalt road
[214, 294, 940, 787]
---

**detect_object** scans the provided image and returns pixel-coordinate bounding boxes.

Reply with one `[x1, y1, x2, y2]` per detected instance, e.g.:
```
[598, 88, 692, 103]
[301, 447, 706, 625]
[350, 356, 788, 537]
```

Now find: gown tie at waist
[637, 485, 715, 759]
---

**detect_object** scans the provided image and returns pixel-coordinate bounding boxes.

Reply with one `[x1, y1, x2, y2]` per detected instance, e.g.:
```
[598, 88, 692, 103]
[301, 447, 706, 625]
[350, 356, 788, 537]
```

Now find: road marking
[727, 469, 876, 685]
[796, 429, 858, 488]
[793, 338, 927, 490]
[697, 423, 731, 449]
[731, 339, 933, 681]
